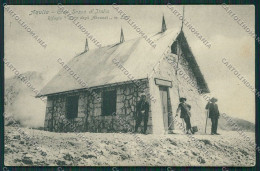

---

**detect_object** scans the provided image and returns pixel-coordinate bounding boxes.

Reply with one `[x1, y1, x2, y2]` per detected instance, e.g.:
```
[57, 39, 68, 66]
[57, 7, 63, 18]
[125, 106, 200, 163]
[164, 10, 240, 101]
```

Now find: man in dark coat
[176, 97, 193, 134]
[206, 97, 220, 135]
[134, 92, 149, 134]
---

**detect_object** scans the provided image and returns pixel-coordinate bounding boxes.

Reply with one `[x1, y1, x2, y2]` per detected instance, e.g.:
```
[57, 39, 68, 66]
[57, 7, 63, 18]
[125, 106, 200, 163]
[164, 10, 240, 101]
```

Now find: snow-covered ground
[4, 126, 255, 166]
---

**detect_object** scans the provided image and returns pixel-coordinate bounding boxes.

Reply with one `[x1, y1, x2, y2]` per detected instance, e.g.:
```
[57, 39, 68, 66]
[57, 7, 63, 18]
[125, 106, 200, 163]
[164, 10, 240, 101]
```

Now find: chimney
[161, 15, 167, 33]
[84, 38, 89, 52]
[181, 6, 185, 31]
[120, 27, 125, 43]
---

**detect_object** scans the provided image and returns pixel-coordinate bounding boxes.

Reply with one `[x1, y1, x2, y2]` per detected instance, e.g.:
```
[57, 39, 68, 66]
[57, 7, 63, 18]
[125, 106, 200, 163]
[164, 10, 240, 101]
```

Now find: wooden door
[159, 86, 169, 131]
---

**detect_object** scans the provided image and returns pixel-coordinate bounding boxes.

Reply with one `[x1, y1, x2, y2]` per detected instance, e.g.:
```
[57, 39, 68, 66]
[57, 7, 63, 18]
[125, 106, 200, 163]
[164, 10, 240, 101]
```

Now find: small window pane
[66, 96, 79, 119]
[102, 90, 117, 116]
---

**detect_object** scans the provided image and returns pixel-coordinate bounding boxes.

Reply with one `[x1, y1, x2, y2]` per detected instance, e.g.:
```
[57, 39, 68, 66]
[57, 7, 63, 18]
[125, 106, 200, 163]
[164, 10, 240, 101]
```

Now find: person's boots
[211, 128, 214, 135]
[186, 130, 192, 135]
[134, 127, 138, 133]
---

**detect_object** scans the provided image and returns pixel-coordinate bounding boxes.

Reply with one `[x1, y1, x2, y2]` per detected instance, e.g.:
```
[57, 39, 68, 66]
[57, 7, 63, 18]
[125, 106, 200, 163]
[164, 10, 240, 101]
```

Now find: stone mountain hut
[37, 16, 210, 134]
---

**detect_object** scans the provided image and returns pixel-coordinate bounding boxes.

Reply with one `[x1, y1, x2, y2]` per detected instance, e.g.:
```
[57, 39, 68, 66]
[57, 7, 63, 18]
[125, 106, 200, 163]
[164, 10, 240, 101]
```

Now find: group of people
[135, 92, 220, 135]
[176, 96, 220, 135]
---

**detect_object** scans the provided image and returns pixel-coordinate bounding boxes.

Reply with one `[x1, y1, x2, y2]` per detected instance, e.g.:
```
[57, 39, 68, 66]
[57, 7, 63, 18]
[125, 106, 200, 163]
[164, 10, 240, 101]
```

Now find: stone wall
[86, 80, 152, 133]
[44, 80, 152, 134]
[44, 93, 87, 132]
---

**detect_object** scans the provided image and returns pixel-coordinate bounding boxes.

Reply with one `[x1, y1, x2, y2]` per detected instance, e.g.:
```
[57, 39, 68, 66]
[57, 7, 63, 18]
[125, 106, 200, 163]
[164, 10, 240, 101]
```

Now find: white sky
[4, 5, 255, 122]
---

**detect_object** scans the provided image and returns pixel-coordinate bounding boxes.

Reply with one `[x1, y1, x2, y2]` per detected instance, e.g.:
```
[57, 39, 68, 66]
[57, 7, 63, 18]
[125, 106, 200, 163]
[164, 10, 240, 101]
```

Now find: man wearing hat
[134, 92, 150, 134]
[176, 97, 193, 134]
[206, 97, 220, 135]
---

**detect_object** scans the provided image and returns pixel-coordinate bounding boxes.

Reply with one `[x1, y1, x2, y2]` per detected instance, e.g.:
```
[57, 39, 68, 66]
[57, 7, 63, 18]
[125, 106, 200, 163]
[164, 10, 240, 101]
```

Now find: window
[66, 95, 79, 119]
[102, 90, 117, 116]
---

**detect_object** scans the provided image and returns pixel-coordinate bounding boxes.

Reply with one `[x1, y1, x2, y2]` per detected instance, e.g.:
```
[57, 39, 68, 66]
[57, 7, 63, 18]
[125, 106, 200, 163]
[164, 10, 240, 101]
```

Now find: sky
[4, 5, 255, 123]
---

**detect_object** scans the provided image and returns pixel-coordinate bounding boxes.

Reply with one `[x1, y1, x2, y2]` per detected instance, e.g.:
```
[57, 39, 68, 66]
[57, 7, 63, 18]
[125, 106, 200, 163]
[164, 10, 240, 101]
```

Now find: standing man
[206, 97, 220, 135]
[135, 92, 150, 134]
[176, 97, 193, 134]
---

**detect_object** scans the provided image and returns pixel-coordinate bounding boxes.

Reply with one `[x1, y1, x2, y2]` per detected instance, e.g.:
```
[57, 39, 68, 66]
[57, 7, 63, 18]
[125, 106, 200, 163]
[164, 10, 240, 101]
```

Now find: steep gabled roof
[177, 31, 210, 93]
[38, 28, 209, 97]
